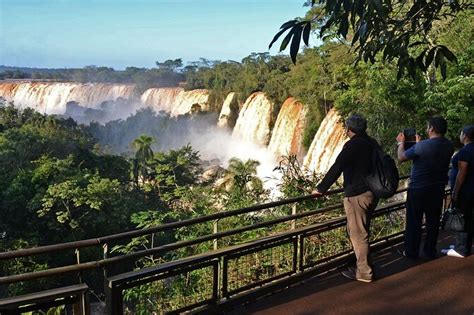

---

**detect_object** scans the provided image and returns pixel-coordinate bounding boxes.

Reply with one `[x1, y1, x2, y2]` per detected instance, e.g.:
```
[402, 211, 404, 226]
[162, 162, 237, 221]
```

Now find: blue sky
[0, 0, 311, 69]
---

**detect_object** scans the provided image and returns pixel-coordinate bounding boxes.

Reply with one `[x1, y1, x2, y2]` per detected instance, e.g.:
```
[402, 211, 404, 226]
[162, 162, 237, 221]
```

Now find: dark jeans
[454, 192, 474, 256]
[404, 185, 446, 258]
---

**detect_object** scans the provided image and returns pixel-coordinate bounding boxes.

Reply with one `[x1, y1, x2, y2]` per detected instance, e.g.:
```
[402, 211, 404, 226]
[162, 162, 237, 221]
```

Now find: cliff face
[232, 92, 274, 146]
[303, 108, 348, 174]
[267, 97, 307, 161]
[217, 92, 239, 129]
[140, 87, 184, 113]
[0, 82, 135, 114]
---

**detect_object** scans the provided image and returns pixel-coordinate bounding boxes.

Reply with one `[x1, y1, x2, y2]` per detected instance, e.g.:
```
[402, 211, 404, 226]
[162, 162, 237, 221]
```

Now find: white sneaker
[441, 245, 456, 255]
[446, 249, 465, 258]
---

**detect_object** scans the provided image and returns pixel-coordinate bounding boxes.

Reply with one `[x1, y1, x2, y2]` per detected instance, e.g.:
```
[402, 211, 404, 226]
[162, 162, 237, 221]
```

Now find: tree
[132, 135, 155, 188]
[270, 0, 473, 79]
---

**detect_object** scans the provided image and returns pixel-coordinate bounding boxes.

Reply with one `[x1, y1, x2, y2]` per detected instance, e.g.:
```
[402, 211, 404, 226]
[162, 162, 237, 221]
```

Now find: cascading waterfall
[140, 87, 184, 113]
[0, 81, 348, 178]
[217, 92, 239, 129]
[0, 82, 136, 114]
[232, 92, 274, 146]
[171, 89, 210, 117]
[267, 97, 307, 161]
[303, 108, 348, 174]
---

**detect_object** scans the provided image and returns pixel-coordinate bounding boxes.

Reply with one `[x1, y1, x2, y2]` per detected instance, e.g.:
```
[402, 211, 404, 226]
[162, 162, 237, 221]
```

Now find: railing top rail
[0, 189, 341, 261]
[0, 175, 410, 261]
[0, 198, 409, 285]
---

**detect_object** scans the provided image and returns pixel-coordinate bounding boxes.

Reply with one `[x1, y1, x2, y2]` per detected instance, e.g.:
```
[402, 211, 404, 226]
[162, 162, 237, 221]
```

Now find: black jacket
[316, 133, 379, 197]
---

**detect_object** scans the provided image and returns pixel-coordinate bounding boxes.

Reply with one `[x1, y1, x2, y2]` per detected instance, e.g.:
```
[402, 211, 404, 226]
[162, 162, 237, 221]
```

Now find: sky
[0, 0, 311, 69]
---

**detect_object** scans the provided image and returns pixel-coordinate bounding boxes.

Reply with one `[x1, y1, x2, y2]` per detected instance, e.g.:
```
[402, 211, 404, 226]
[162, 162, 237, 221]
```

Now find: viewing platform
[234, 232, 474, 315]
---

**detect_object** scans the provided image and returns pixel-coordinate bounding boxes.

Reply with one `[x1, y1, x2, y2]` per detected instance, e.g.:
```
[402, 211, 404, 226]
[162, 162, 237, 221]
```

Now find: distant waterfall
[171, 89, 210, 117]
[303, 108, 348, 174]
[232, 92, 274, 146]
[267, 97, 307, 161]
[140, 87, 184, 113]
[217, 92, 239, 129]
[0, 82, 135, 114]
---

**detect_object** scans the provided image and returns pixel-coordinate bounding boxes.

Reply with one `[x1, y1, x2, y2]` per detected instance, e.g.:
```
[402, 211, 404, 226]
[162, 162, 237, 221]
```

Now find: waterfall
[140, 87, 184, 113]
[232, 92, 274, 146]
[0, 82, 135, 114]
[267, 97, 307, 161]
[170, 89, 210, 117]
[217, 92, 239, 129]
[303, 108, 348, 174]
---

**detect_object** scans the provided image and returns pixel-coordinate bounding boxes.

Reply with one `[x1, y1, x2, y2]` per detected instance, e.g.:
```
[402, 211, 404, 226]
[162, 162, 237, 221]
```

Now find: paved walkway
[235, 232, 474, 315]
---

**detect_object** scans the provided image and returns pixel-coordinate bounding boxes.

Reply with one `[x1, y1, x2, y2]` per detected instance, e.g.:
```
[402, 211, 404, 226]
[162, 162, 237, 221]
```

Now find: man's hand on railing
[311, 189, 323, 198]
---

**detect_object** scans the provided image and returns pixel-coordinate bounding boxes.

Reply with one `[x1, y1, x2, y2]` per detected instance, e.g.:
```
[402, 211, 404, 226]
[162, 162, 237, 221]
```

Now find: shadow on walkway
[233, 231, 474, 315]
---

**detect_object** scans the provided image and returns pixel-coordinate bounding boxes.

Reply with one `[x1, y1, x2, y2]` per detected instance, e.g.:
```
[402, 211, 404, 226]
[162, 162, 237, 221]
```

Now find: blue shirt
[449, 143, 474, 195]
[404, 137, 454, 189]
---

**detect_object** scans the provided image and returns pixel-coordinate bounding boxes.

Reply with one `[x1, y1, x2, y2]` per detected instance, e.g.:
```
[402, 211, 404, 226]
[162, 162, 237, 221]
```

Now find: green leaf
[371, 0, 386, 19]
[435, 49, 444, 67]
[269, 27, 291, 49]
[290, 25, 303, 64]
[440, 58, 447, 79]
[425, 47, 437, 67]
[302, 22, 311, 46]
[280, 20, 298, 29]
[338, 15, 350, 38]
[280, 28, 296, 51]
[439, 45, 457, 63]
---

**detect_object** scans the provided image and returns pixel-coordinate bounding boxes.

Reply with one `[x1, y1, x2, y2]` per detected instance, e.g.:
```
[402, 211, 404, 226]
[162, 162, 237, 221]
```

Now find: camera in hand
[403, 128, 416, 150]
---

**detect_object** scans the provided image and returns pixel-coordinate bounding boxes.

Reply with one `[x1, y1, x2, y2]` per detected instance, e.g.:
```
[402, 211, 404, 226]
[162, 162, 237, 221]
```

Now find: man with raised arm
[312, 113, 379, 283]
[396, 116, 454, 259]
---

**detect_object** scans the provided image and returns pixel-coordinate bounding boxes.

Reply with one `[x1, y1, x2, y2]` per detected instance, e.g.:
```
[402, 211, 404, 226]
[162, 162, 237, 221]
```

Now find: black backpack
[365, 144, 399, 199]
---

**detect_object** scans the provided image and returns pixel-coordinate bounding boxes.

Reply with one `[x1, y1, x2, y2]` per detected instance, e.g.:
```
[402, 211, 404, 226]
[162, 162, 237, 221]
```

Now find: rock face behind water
[140, 87, 184, 113]
[303, 108, 348, 174]
[217, 92, 239, 129]
[268, 97, 307, 162]
[232, 92, 274, 146]
[0, 82, 135, 114]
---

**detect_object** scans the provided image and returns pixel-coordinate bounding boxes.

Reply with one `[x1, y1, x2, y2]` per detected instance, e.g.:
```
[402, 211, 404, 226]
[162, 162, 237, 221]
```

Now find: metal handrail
[0, 189, 342, 261]
[0, 174, 411, 261]
[0, 175, 411, 285]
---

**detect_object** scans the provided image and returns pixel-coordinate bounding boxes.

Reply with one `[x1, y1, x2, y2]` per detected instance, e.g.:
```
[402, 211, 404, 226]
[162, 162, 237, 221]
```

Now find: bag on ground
[442, 203, 465, 232]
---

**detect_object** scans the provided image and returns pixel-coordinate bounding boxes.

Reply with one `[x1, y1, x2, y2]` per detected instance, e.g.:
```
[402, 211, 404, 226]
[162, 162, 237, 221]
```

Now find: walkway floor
[234, 232, 474, 315]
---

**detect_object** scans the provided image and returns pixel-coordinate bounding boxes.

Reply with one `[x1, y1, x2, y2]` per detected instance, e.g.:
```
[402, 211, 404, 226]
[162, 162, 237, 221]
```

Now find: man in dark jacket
[312, 113, 379, 283]
[396, 116, 454, 258]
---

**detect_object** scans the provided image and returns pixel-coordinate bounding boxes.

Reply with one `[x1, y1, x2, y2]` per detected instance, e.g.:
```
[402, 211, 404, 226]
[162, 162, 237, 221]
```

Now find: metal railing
[1, 174, 447, 314]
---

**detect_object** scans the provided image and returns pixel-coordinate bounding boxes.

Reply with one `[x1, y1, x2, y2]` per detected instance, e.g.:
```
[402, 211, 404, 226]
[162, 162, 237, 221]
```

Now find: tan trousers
[344, 190, 377, 279]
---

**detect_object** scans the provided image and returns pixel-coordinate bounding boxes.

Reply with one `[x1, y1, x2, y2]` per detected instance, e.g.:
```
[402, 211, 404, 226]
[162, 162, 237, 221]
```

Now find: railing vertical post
[213, 220, 219, 250]
[75, 249, 82, 283]
[291, 204, 297, 230]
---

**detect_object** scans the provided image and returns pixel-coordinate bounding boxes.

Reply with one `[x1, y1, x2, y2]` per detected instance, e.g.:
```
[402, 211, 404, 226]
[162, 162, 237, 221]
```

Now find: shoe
[440, 246, 454, 255]
[341, 267, 373, 283]
[397, 248, 418, 259]
[446, 249, 465, 258]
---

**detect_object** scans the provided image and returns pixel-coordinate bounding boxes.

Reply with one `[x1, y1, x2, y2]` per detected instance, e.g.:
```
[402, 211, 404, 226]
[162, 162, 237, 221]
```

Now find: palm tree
[131, 134, 155, 188]
[219, 158, 262, 191]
